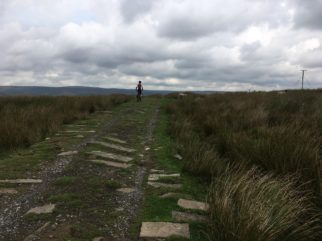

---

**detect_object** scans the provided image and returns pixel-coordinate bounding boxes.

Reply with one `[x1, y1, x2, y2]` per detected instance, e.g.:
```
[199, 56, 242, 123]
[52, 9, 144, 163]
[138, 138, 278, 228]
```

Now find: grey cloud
[293, 0, 322, 30]
[120, 0, 155, 23]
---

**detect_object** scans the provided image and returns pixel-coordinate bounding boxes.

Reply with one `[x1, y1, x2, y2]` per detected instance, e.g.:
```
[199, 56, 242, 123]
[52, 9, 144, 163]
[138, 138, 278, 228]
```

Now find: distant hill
[0, 86, 174, 96]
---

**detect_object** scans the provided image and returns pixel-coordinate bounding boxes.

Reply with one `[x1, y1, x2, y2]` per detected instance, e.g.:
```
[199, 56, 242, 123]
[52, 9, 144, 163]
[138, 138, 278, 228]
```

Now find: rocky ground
[0, 98, 160, 241]
[0, 97, 209, 241]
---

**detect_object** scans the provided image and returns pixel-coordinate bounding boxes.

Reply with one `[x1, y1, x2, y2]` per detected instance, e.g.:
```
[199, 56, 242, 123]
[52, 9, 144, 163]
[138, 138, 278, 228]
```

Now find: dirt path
[0, 98, 160, 241]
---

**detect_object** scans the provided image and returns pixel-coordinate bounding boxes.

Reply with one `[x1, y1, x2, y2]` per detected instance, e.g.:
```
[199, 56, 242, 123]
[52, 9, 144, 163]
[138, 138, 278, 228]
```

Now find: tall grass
[167, 91, 322, 196]
[166, 90, 322, 241]
[0, 95, 130, 151]
[208, 167, 322, 241]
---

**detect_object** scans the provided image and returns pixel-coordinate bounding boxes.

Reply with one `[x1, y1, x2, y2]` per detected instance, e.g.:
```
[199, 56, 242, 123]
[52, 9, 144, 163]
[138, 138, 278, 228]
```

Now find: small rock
[174, 154, 183, 160]
[27, 204, 56, 215]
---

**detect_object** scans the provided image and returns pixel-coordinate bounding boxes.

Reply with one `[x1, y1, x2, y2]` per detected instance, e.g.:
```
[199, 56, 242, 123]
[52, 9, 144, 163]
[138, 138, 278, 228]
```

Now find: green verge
[132, 98, 210, 241]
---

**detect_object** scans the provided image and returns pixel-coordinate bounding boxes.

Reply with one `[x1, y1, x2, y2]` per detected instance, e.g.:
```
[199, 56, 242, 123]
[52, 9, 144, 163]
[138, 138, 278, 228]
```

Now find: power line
[301, 70, 307, 90]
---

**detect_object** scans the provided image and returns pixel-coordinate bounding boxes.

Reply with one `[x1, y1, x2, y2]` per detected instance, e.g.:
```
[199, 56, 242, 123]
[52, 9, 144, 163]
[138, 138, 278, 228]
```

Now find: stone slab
[140, 222, 190, 239]
[172, 211, 208, 223]
[148, 173, 180, 181]
[88, 151, 133, 163]
[103, 136, 127, 144]
[89, 141, 135, 153]
[88, 160, 132, 169]
[150, 169, 165, 174]
[58, 151, 78, 156]
[159, 192, 188, 199]
[147, 182, 182, 189]
[117, 187, 135, 193]
[75, 135, 84, 138]
[0, 179, 42, 184]
[27, 204, 56, 214]
[177, 199, 209, 212]
[61, 130, 96, 133]
[0, 188, 18, 194]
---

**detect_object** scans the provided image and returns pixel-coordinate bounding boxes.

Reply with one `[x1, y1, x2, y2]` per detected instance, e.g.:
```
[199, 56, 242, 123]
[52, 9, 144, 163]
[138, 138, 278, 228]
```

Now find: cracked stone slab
[148, 173, 180, 181]
[103, 136, 127, 144]
[0, 179, 42, 184]
[27, 204, 56, 214]
[89, 141, 135, 153]
[88, 151, 133, 163]
[58, 151, 78, 156]
[140, 222, 190, 239]
[88, 160, 132, 169]
[177, 199, 209, 212]
[147, 182, 182, 189]
[0, 188, 18, 194]
[172, 211, 208, 223]
[117, 187, 135, 193]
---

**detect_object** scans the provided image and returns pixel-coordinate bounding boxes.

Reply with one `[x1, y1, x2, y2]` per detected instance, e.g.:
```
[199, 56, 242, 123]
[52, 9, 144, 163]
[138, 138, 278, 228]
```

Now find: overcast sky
[0, 0, 321, 91]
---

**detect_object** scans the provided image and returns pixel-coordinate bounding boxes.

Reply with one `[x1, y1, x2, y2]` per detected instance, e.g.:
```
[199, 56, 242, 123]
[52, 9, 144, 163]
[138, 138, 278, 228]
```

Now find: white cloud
[0, 0, 321, 91]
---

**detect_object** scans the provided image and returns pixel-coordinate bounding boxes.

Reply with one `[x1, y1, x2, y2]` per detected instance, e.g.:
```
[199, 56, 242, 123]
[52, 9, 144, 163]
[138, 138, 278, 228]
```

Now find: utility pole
[301, 70, 307, 90]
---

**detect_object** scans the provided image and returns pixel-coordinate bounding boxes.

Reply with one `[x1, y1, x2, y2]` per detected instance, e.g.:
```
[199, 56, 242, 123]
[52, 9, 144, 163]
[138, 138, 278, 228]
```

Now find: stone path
[148, 173, 180, 181]
[57, 150, 78, 156]
[0, 179, 43, 184]
[0, 188, 18, 194]
[88, 141, 136, 153]
[104, 136, 127, 144]
[88, 159, 132, 169]
[0, 98, 161, 241]
[88, 150, 133, 163]
[140, 222, 190, 239]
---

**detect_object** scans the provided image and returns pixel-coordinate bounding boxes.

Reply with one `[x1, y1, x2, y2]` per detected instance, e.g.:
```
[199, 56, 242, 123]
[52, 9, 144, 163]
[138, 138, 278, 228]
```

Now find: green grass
[49, 193, 82, 209]
[0, 95, 130, 152]
[132, 98, 210, 241]
[54, 176, 77, 187]
[166, 91, 322, 241]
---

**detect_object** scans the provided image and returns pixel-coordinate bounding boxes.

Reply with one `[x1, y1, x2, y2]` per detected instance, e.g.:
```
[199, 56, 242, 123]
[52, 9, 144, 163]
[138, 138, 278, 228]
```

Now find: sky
[0, 0, 322, 91]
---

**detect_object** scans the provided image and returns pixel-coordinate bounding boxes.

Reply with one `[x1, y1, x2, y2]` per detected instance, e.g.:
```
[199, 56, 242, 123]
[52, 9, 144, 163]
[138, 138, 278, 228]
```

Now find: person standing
[136, 81, 143, 102]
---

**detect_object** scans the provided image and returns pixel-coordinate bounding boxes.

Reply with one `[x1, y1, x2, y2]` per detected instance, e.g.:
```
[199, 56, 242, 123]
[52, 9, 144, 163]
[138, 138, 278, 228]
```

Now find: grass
[54, 176, 77, 187]
[166, 90, 322, 241]
[208, 167, 322, 241]
[132, 98, 210, 241]
[0, 95, 130, 152]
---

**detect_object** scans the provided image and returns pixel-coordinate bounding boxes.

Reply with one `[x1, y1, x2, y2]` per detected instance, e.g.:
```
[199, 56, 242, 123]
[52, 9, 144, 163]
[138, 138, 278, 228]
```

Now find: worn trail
[0, 99, 159, 241]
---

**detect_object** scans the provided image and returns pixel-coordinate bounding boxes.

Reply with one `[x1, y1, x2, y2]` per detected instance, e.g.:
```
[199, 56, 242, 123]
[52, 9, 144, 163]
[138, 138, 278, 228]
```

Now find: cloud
[292, 0, 322, 30]
[0, 0, 322, 91]
[120, 0, 155, 23]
